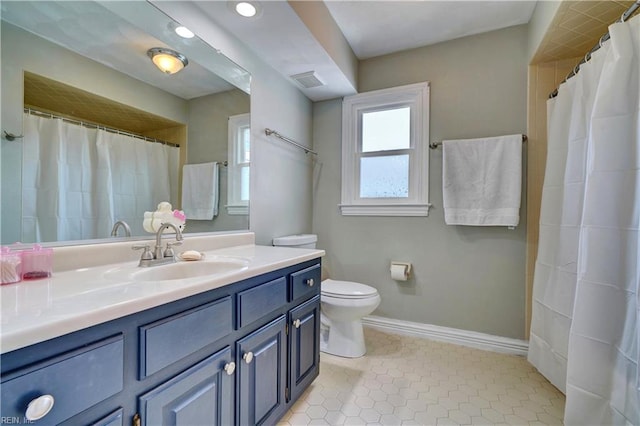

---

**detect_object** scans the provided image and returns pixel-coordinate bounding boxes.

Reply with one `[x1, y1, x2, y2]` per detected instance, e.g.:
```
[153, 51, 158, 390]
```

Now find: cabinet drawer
[237, 277, 287, 328]
[140, 296, 232, 378]
[291, 263, 321, 301]
[1, 335, 124, 425]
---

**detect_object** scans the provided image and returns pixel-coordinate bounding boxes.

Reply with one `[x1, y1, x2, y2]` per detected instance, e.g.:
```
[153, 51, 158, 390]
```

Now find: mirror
[0, 1, 251, 246]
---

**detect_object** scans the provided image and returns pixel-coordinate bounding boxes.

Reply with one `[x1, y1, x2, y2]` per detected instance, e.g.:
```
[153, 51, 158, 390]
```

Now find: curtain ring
[573, 64, 580, 75]
[620, 10, 628, 22]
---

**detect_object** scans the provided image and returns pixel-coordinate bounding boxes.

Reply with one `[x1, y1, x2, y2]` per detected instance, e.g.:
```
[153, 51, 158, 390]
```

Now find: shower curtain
[22, 113, 180, 242]
[528, 15, 639, 425]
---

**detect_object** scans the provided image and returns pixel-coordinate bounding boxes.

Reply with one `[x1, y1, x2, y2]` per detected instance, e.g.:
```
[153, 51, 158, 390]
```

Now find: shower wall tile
[532, 1, 635, 64]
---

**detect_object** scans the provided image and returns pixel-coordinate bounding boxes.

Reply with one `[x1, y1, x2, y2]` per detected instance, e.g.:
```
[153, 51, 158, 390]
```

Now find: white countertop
[1, 242, 324, 354]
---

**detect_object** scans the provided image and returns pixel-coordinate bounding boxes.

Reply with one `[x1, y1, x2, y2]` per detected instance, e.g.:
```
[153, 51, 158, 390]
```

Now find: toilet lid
[321, 279, 378, 298]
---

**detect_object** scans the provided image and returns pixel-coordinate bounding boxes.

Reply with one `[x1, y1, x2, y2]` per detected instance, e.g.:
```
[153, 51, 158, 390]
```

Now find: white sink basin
[104, 257, 249, 282]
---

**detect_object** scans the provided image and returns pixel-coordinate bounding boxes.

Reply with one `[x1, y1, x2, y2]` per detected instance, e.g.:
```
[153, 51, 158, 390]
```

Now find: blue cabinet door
[139, 346, 233, 426]
[289, 296, 320, 401]
[236, 315, 287, 426]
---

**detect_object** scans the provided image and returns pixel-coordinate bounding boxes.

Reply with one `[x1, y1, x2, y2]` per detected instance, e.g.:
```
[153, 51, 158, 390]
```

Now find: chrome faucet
[132, 222, 183, 267]
[154, 222, 183, 260]
[110, 220, 131, 237]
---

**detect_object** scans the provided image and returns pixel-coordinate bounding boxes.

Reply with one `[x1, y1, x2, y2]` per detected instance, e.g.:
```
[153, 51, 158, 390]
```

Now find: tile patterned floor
[278, 328, 565, 425]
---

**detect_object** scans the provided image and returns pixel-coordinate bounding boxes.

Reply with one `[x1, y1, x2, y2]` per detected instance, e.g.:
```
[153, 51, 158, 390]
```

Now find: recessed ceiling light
[235, 2, 257, 17]
[174, 26, 194, 39]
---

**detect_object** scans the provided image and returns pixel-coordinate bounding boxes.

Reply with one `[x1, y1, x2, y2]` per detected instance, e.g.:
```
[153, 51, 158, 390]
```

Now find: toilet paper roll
[390, 264, 409, 281]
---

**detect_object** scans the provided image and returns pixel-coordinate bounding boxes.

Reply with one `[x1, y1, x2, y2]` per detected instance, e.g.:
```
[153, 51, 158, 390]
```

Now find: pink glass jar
[1, 246, 22, 285]
[21, 244, 53, 280]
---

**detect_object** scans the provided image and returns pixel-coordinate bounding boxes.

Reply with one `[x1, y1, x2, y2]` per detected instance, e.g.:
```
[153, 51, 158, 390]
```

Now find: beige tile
[458, 402, 482, 417]
[358, 408, 381, 423]
[283, 329, 565, 425]
[481, 408, 505, 424]
[307, 405, 328, 420]
[503, 414, 529, 425]
[470, 416, 494, 425]
[448, 409, 472, 425]
[413, 411, 439, 425]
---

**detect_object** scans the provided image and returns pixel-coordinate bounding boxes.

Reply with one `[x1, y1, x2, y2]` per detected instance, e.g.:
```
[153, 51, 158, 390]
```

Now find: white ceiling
[1, 1, 239, 99]
[324, 1, 537, 59]
[2, 1, 537, 102]
[196, 0, 536, 101]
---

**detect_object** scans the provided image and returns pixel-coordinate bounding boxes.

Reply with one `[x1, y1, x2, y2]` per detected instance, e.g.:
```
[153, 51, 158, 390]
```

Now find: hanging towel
[442, 134, 522, 227]
[181, 162, 219, 220]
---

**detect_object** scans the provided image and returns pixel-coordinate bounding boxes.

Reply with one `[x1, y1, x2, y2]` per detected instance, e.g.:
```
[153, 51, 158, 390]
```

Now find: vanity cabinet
[0, 258, 321, 426]
[289, 295, 321, 401]
[138, 346, 234, 426]
[0, 335, 125, 425]
[237, 315, 288, 425]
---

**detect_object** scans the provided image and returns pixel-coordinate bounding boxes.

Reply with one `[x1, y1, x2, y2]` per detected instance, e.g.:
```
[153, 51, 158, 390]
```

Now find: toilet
[272, 234, 381, 358]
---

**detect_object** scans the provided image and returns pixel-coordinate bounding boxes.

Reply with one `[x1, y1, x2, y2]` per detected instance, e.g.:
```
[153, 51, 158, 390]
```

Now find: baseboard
[362, 315, 529, 356]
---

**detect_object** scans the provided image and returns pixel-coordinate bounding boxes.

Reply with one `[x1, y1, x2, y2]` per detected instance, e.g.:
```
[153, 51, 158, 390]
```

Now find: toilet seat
[321, 279, 378, 299]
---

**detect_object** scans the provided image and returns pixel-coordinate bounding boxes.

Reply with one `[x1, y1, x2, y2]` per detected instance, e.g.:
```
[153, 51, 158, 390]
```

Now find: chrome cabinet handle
[224, 362, 236, 375]
[293, 319, 301, 329]
[25, 394, 55, 421]
[243, 352, 254, 364]
[306, 278, 314, 287]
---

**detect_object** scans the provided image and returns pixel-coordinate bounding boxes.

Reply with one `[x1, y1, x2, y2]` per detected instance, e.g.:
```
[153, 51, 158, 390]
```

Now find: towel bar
[429, 134, 528, 150]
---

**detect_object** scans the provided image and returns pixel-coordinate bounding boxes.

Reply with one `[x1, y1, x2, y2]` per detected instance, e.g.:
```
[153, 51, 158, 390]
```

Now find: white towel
[181, 162, 219, 220]
[442, 135, 522, 227]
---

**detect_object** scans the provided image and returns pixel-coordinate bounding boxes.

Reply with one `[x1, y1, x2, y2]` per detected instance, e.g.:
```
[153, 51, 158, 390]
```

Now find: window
[340, 82, 431, 216]
[227, 113, 250, 215]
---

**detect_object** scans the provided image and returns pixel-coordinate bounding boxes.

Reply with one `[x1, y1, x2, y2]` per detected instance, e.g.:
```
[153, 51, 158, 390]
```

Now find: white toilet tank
[272, 234, 317, 249]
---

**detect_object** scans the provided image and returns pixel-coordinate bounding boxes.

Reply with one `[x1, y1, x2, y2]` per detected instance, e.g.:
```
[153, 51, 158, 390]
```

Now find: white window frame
[340, 82, 431, 216]
[227, 113, 250, 215]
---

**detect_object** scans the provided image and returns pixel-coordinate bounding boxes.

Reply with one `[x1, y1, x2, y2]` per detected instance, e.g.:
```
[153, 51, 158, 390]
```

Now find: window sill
[226, 205, 249, 215]
[339, 203, 432, 217]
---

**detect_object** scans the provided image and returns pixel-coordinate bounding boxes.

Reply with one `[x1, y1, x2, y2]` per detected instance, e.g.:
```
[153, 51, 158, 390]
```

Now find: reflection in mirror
[0, 1, 251, 246]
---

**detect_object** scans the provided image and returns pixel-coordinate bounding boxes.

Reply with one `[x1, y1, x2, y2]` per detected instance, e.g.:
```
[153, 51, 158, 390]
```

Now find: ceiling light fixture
[235, 1, 258, 17]
[174, 26, 194, 39]
[147, 48, 188, 75]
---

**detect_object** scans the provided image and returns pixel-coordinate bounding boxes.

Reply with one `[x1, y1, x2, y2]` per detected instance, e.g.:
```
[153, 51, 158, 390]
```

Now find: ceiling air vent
[290, 71, 325, 89]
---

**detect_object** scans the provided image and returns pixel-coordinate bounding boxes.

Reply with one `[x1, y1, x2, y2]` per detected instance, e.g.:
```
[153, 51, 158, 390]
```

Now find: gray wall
[527, 1, 562, 63]
[186, 89, 250, 233]
[312, 25, 528, 339]
[157, 2, 314, 246]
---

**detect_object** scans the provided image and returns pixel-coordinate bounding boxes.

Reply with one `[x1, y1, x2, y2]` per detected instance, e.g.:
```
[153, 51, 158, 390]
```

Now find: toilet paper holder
[390, 261, 412, 280]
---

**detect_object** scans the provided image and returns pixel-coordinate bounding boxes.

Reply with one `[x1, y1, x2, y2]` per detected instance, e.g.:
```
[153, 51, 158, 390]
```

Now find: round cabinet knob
[306, 278, 314, 287]
[293, 319, 301, 329]
[25, 394, 55, 421]
[243, 352, 254, 364]
[224, 362, 236, 375]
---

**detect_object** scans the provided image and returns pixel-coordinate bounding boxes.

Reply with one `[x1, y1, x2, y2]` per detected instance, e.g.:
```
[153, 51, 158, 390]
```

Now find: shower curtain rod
[264, 128, 318, 155]
[549, 0, 640, 99]
[24, 107, 180, 148]
[429, 134, 527, 149]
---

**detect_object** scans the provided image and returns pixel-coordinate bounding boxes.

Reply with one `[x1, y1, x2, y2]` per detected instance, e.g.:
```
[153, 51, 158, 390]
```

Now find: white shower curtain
[96, 130, 174, 237]
[22, 113, 180, 242]
[529, 15, 639, 425]
[22, 113, 100, 242]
